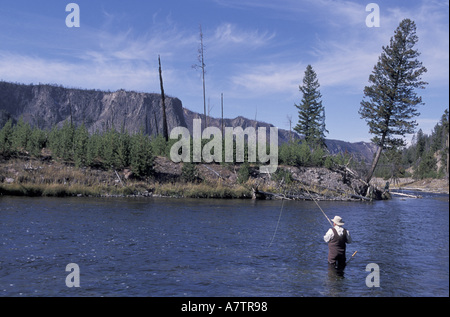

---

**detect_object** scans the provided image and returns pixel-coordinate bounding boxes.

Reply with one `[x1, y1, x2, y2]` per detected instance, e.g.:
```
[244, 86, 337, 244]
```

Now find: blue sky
[0, 0, 448, 143]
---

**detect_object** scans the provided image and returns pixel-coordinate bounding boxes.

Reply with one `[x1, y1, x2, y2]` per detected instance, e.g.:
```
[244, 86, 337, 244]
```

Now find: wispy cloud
[214, 0, 366, 25]
[224, 0, 448, 96]
[230, 62, 304, 97]
[0, 51, 155, 91]
[0, 10, 199, 92]
[213, 23, 275, 48]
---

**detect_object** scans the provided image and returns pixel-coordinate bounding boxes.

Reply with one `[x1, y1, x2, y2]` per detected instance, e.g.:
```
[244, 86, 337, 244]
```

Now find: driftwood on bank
[389, 191, 422, 199]
[291, 171, 372, 201]
[202, 164, 224, 180]
[252, 177, 373, 202]
[252, 187, 371, 201]
[251, 163, 385, 201]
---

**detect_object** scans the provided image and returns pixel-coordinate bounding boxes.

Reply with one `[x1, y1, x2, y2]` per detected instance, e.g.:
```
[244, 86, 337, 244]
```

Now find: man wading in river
[324, 216, 352, 271]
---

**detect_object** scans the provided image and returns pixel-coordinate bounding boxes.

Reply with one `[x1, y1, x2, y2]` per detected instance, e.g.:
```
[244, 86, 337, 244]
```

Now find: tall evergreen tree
[130, 130, 154, 177]
[294, 65, 328, 147]
[0, 119, 14, 155]
[359, 19, 427, 183]
[60, 120, 75, 161]
[27, 126, 47, 157]
[73, 124, 89, 167]
[11, 117, 31, 151]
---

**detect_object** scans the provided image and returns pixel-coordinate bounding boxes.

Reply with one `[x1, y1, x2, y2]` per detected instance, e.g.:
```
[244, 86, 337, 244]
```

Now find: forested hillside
[374, 109, 449, 180]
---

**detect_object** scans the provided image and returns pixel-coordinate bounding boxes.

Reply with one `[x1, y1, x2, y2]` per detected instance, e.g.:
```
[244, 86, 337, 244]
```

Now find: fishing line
[268, 197, 285, 248]
[268, 184, 330, 248]
[303, 185, 333, 226]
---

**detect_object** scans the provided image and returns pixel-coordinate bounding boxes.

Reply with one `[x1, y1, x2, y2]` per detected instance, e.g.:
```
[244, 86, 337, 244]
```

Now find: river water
[0, 192, 448, 297]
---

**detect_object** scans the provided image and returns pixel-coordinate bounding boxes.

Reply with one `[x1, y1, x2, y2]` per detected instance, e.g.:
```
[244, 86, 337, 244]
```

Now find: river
[0, 192, 448, 297]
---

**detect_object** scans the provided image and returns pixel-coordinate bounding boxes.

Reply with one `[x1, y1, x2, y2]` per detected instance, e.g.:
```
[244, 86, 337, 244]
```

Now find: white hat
[331, 216, 345, 226]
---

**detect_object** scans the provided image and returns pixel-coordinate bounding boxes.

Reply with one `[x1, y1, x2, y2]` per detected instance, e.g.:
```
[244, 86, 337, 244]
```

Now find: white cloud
[230, 62, 304, 97]
[0, 15, 199, 93]
[0, 51, 156, 92]
[225, 0, 448, 97]
[213, 23, 275, 48]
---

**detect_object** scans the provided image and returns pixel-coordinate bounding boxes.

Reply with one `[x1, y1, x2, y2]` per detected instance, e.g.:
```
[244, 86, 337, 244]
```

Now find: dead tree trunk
[159, 55, 169, 141]
[365, 134, 386, 184]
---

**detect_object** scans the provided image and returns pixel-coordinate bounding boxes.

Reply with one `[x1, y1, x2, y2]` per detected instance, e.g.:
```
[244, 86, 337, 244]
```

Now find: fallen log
[389, 191, 422, 199]
[252, 187, 367, 202]
[202, 164, 224, 179]
[291, 176, 371, 201]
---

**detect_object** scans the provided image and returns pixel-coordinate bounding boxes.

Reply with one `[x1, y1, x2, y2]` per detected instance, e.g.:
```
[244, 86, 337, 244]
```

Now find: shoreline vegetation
[1, 153, 448, 201]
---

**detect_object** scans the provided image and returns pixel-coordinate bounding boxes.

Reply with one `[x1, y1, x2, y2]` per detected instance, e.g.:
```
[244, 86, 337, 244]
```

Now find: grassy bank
[0, 181, 252, 199]
[0, 156, 254, 199]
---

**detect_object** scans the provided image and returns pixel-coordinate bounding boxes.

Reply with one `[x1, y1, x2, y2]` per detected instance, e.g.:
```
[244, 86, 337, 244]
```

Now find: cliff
[0, 81, 186, 136]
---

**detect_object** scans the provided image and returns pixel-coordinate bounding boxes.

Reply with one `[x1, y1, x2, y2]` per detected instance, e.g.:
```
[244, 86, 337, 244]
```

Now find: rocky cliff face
[0, 81, 186, 135]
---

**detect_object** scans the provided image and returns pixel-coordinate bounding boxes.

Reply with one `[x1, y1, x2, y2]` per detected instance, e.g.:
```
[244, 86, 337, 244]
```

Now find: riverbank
[372, 177, 449, 194]
[2, 155, 445, 200]
[0, 156, 249, 199]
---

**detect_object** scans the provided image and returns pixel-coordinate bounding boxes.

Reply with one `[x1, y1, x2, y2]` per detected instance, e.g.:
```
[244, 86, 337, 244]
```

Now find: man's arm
[323, 228, 333, 243]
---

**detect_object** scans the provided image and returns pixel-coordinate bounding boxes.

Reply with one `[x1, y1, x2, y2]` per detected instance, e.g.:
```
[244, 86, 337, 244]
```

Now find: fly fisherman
[324, 216, 352, 270]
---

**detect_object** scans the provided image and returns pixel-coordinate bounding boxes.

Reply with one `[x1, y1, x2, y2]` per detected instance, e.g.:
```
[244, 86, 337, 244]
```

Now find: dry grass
[153, 181, 251, 199]
[0, 156, 254, 198]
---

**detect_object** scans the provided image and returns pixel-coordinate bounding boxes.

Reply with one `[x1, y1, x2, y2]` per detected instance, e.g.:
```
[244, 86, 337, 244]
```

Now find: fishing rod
[303, 185, 333, 227]
[346, 251, 358, 264]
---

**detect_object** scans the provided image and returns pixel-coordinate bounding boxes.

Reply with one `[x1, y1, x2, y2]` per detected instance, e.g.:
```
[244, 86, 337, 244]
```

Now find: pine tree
[27, 126, 47, 157]
[294, 65, 328, 147]
[359, 19, 427, 183]
[115, 127, 131, 169]
[0, 119, 14, 155]
[12, 117, 31, 152]
[102, 128, 119, 169]
[181, 162, 199, 183]
[130, 130, 154, 177]
[48, 125, 62, 158]
[60, 120, 75, 161]
[415, 128, 426, 162]
[86, 130, 101, 167]
[73, 124, 89, 167]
